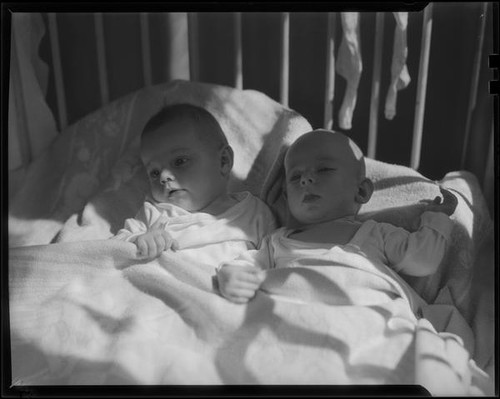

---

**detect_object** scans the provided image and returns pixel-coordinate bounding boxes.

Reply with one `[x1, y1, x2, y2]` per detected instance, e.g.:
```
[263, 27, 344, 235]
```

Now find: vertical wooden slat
[482, 123, 494, 215]
[234, 12, 243, 90]
[410, 4, 433, 170]
[323, 12, 336, 130]
[461, 2, 488, 168]
[367, 12, 385, 159]
[140, 12, 152, 86]
[187, 12, 199, 82]
[94, 13, 109, 105]
[165, 13, 190, 81]
[47, 13, 67, 130]
[10, 31, 32, 166]
[280, 12, 290, 107]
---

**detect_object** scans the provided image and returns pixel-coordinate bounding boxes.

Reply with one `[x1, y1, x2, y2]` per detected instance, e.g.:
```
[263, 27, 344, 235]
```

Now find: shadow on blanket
[212, 296, 405, 384]
[11, 337, 142, 385]
[7, 80, 494, 391]
[8, 223, 492, 392]
[116, 251, 416, 385]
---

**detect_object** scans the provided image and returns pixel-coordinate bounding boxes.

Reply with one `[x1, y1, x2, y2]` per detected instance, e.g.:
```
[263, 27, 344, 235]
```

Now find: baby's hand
[425, 187, 458, 216]
[135, 218, 179, 260]
[217, 262, 265, 304]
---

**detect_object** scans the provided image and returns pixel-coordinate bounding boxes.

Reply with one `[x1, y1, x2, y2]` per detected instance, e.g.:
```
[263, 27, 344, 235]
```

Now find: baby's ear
[220, 145, 234, 177]
[356, 178, 374, 204]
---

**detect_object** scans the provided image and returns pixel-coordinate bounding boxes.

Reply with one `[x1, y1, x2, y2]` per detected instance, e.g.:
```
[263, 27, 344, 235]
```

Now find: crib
[6, 3, 496, 395]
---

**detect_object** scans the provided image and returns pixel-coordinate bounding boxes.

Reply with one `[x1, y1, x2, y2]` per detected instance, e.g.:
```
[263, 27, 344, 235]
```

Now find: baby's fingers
[161, 231, 179, 252]
[240, 269, 266, 284]
[440, 187, 458, 204]
[135, 237, 148, 256]
[170, 239, 180, 251]
[225, 287, 258, 303]
[439, 187, 458, 215]
[151, 216, 168, 231]
[136, 237, 156, 259]
[229, 296, 251, 304]
[154, 234, 167, 254]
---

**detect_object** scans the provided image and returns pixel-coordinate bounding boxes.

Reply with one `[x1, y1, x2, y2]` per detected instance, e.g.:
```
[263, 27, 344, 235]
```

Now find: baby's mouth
[167, 188, 184, 197]
[302, 193, 321, 203]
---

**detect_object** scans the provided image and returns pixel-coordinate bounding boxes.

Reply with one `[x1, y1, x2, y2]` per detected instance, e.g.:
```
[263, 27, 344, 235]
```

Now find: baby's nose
[300, 173, 315, 186]
[160, 170, 175, 185]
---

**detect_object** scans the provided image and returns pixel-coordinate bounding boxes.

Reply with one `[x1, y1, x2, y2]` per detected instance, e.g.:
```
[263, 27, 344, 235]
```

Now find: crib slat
[461, 2, 488, 168]
[47, 13, 68, 130]
[280, 12, 290, 107]
[166, 13, 190, 81]
[140, 12, 153, 86]
[367, 12, 385, 159]
[323, 13, 336, 130]
[187, 12, 199, 82]
[482, 123, 494, 214]
[234, 12, 243, 90]
[411, 4, 433, 170]
[94, 13, 110, 105]
[11, 32, 32, 166]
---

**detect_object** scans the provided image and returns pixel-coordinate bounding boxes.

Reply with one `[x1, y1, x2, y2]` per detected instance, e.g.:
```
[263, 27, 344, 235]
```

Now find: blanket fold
[8, 81, 493, 392]
[8, 240, 492, 393]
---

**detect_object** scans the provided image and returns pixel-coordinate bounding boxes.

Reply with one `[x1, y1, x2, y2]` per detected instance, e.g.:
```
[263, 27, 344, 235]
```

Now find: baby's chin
[292, 210, 340, 226]
[151, 193, 195, 211]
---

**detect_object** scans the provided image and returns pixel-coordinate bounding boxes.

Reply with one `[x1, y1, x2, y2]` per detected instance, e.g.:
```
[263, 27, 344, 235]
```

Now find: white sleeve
[254, 200, 279, 247]
[113, 202, 157, 243]
[217, 235, 273, 272]
[381, 211, 454, 277]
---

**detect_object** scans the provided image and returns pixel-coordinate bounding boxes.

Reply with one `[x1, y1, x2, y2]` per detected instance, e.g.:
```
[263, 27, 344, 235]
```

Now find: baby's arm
[135, 217, 179, 259]
[421, 187, 458, 217]
[217, 239, 272, 304]
[114, 202, 178, 259]
[383, 188, 457, 276]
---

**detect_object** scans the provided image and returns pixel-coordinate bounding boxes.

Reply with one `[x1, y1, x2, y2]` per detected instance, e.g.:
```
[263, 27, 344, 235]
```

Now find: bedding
[8, 81, 494, 393]
[9, 239, 491, 393]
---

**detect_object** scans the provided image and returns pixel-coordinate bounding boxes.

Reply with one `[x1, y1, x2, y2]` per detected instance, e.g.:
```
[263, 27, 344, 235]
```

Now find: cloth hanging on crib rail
[9, 13, 59, 200]
[336, 12, 362, 130]
[385, 12, 411, 120]
[9, 13, 58, 172]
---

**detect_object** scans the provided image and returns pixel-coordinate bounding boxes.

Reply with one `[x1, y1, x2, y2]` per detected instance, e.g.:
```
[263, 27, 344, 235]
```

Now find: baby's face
[140, 119, 227, 212]
[284, 132, 363, 225]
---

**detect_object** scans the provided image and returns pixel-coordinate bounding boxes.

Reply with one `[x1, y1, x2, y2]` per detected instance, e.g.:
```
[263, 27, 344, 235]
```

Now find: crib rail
[11, 6, 494, 213]
[411, 4, 433, 170]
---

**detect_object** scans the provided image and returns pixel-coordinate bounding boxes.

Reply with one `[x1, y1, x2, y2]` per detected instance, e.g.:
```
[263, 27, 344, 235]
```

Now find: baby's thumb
[256, 270, 266, 283]
[170, 239, 180, 251]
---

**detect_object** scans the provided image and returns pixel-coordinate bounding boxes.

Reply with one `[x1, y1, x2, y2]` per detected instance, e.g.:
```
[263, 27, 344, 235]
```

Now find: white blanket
[8, 81, 494, 392]
[9, 239, 491, 394]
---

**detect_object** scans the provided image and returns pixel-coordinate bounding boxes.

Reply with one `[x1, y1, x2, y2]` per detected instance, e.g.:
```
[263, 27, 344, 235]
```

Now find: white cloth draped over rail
[335, 12, 411, 130]
[9, 13, 58, 196]
[336, 12, 362, 130]
[385, 12, 411, 120]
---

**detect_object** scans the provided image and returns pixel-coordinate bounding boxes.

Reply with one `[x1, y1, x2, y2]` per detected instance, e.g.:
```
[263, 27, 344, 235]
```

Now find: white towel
[336, 12, 363, 130]
[385, 12, 411, 120]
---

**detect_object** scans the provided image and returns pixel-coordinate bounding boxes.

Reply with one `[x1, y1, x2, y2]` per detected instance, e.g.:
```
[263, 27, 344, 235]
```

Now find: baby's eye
[173, 157, 189, 167]
[289, 174, 301, 182]
[318, 167, 335, 173]
[149, 169, 160, 179]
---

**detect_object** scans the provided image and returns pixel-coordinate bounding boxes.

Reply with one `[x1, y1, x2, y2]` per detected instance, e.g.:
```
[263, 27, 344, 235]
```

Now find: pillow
[361, 159, 493, 319]
[262, 153, 493, 322]
[9, 80, 312, 247]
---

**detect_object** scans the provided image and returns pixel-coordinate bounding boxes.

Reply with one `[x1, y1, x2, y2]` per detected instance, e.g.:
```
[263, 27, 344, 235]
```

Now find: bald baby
[284, 129, 373, 226]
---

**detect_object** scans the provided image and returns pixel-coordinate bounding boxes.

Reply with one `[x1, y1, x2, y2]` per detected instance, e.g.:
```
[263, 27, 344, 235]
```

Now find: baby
[216, 129, 458, 304]
[115, 103, 277, 266]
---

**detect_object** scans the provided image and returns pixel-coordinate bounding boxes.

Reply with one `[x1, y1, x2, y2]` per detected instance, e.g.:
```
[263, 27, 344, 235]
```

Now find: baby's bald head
[285, 129, 366, 181]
